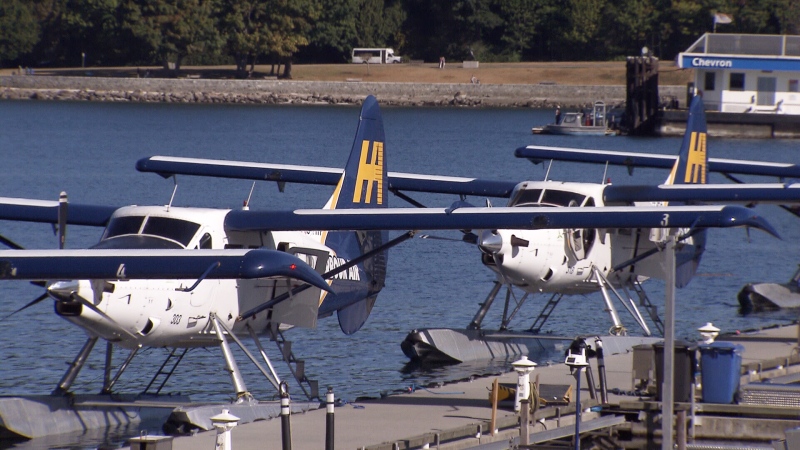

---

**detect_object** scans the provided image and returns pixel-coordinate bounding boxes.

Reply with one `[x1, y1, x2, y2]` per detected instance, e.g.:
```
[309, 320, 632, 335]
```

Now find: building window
[729, 73, 745, 91]
[790, 80, 799, 92]
[704, 72, 716, 91]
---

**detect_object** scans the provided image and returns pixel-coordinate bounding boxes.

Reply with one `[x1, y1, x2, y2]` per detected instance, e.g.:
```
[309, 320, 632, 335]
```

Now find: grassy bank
[1, 61, 693, 86]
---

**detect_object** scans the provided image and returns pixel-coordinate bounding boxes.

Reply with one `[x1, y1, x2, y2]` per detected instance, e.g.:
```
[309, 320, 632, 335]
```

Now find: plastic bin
[653, 340, 697, 402]
[699, 341, 744, 404]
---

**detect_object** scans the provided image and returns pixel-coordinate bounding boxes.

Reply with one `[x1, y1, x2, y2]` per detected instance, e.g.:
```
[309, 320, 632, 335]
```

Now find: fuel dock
[123, 323, 800, 450]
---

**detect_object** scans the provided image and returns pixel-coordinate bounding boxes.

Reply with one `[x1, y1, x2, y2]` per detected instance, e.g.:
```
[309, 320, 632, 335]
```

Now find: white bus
[351, 48, 402, 64]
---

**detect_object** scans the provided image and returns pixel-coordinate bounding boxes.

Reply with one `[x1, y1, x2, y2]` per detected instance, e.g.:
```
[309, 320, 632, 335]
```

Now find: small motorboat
[533, 101, 616, 136]
[738, 264, 800, 312]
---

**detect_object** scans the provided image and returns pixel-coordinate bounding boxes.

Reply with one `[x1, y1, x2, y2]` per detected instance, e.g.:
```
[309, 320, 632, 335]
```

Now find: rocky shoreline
[0, 75, 684, 109]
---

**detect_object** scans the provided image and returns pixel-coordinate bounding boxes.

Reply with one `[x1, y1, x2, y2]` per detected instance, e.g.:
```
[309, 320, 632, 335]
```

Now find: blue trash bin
[699, 342, 744, 403]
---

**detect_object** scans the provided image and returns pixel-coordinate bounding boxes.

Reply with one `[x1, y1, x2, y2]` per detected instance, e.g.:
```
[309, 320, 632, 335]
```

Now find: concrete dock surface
[125, 324, 800, 449]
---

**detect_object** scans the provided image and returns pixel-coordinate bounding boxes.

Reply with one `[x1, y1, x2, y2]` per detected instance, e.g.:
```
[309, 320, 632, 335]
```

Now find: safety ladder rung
[143, 348, 188, 395]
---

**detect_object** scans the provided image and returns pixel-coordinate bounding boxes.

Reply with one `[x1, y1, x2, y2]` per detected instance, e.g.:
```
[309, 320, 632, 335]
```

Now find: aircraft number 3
[170, 314, 182, 325]
[660, 214, 669, 227]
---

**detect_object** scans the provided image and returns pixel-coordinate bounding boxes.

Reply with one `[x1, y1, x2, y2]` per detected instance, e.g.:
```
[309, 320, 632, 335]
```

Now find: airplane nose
[478, 230, 503, 254]
[47, 280, 79, 302]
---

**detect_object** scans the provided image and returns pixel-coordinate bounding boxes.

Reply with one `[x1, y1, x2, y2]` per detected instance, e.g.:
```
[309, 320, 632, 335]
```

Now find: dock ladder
[143, 347, 189, 395]
[270, 328, 319, 401]
[625, 280, 664, 335]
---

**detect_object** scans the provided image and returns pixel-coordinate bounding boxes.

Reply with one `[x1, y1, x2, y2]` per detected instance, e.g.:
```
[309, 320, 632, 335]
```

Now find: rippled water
[0, 99, 798, 447]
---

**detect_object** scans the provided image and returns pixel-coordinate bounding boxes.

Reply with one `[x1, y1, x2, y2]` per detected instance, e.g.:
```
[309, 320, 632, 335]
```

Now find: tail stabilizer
[321, 95, 388, 334]
[665, 95, 708, 186]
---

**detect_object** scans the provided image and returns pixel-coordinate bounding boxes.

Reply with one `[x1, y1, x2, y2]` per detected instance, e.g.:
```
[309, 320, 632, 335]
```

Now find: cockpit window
[103, 216, 144, 239]
[509, 189, 542, 207]
[541, 190, 586, 207]
[198, 233, 213, 249]
[102, 215, 200, 248]
[143, 217, 200, 247]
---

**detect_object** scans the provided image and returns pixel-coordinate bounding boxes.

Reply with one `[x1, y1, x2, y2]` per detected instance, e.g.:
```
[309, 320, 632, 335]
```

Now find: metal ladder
[270, 328, 319, 401]
[528, 293, 564, 333]
[142, 348, 188, 395]
[626, 279, 664, 335]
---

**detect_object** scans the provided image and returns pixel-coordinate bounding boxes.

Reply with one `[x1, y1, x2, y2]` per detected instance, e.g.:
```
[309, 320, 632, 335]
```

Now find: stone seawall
[0, 75, 685, 108]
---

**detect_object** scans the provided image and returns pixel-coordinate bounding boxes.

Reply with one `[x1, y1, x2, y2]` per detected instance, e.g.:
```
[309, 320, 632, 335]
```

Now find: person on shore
[439, 56, 445, 69]
[470, 74, 479, 84]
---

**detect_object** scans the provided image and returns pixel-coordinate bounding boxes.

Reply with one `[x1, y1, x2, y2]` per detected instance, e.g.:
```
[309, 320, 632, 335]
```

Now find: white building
[678, 33, 800, 114]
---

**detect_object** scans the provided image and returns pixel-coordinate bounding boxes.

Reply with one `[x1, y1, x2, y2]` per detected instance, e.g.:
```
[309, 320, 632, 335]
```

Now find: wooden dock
[121, 324, 800, 449]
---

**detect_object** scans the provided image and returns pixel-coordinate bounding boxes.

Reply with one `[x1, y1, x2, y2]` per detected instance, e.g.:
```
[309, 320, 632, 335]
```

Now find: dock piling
[325, 386, 334, 450]
[280, 382, 292, 450]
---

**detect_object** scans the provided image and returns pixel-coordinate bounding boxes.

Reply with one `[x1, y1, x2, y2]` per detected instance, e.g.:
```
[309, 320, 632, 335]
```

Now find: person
[439, 56, 446, 69]
[470, 74, 479, 85]
[554, 106, 561, 124]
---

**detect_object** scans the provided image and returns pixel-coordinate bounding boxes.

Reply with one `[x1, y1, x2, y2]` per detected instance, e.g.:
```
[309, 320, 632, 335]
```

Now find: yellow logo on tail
[683, 131, 707, 184]
[353, 140, 384, 204]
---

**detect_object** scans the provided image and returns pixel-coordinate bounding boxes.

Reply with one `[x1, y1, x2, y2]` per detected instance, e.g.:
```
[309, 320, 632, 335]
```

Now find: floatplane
[132, 95, 799, 368]
[1, 95, 769, 440]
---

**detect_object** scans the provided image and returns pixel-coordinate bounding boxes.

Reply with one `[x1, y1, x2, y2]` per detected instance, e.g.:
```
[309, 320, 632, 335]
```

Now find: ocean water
[0, 99, 798, 447]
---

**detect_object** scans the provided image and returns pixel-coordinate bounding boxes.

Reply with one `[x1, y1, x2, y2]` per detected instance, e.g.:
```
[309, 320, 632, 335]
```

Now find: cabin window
[142, 217, 200, 247]
[103, 216, 144, 239]
[541, 190, 585, 207]
[704, 72, 716, 91]
[729, 73, 745, 91]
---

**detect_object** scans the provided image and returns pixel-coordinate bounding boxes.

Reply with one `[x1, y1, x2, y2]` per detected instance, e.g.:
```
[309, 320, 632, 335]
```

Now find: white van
[351, 48, 402, 64]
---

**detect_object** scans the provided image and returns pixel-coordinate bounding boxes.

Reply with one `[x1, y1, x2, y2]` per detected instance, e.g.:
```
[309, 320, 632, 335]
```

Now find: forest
[1, 0, 799, 76]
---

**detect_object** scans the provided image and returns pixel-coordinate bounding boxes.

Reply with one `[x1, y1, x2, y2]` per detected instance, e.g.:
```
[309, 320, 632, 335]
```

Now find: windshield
[101, 215, 200, 248]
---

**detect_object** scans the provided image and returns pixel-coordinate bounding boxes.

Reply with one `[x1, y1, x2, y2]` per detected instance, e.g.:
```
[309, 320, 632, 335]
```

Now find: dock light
[511, 356, 537, 413]
[565, 337, 590, 450]
[211, 408, 240, 450]
[698, 322, 720, 344]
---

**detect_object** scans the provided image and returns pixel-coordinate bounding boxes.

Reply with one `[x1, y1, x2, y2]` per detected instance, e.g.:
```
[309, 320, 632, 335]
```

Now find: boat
[533, 101, 617, 136]
[738, 264, 800, 312]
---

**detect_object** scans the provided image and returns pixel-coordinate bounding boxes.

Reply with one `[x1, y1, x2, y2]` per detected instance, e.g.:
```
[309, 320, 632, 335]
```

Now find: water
[0, 100, 798, 448]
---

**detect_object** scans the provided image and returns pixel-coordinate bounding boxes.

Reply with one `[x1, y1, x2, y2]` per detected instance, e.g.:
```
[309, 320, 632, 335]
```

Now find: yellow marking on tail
[353, 140, 384, 204]
[683, 132, 707, 184]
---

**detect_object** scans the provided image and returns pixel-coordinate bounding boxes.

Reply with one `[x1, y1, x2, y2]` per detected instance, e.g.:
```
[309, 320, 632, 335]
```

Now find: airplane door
[271, 246, 329, 329]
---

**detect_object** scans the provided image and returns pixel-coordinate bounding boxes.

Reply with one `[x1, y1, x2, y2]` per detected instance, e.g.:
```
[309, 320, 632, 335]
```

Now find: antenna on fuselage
[544, 159, 553, 181]
[243, 181, 256, 210]
[167, 175, 178, 211]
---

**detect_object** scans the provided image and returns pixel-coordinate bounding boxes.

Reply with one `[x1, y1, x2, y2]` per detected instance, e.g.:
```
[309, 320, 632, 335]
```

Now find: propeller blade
[1, 292, 49, 321]
[70, 292, 139, 340]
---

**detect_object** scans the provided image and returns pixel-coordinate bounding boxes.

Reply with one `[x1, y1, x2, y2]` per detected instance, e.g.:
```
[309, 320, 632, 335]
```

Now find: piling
[280, 382, 292, 450]
[325, 386, 334, 450]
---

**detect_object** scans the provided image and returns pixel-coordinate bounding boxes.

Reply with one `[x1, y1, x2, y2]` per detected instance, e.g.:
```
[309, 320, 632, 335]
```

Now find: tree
[302, 0, 358, 63]
[0, 0, 40, 66]
[219, 0, 271, 75]
[262, 0, 319, 78]
[121, 0, 221, 72]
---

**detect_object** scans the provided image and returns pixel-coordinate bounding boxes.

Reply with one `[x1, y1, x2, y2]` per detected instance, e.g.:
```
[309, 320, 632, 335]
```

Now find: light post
[512, 356, 537, 413]
[565, 338, 590, 450]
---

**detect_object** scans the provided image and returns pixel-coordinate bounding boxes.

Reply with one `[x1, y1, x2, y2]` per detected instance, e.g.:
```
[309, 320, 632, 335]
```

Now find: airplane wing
[0, 248, 331, 291]
[136, 156, 518, 198]
[515, 146, 800, 180]
[0, 197, 117, 226]
[603, 183, 800, 204]
[224, 204, 778, 237]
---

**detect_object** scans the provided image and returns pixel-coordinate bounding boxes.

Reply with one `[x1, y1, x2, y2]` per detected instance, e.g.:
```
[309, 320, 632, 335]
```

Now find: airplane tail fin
[665, 95, 708, 186]
[322, 95, 388, 335]
[666, 94, 708, 287]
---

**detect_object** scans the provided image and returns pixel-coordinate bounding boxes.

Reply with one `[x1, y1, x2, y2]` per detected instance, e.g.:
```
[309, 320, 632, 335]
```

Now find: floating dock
[116, 323, 800, 450]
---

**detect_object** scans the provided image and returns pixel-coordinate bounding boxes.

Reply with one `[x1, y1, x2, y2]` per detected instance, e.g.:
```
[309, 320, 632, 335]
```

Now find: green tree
[219, 0, 271, 75]
[262, 0, 319, 78]
[122, 0, 221, 72]
[302, 0, 358, 63]
[0, 0, 40, 66]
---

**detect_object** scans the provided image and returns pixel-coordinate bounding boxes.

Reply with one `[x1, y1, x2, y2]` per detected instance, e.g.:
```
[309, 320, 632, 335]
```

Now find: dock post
[519, 398, 530, 446]
[280, 381, 292, 450]
[211, 408, 239, 450]
[595, 338, 608, 404]
[325, 386, 334, 450]
[677, 409, 687, 450]
[574, 367, 583, 450]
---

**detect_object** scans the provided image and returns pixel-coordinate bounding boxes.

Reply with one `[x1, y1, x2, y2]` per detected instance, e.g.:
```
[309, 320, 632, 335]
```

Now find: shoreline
[1, 75, 685, 109]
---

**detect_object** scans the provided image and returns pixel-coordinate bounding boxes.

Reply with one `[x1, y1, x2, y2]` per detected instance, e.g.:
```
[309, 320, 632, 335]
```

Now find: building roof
[678, 33, 800, 72]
